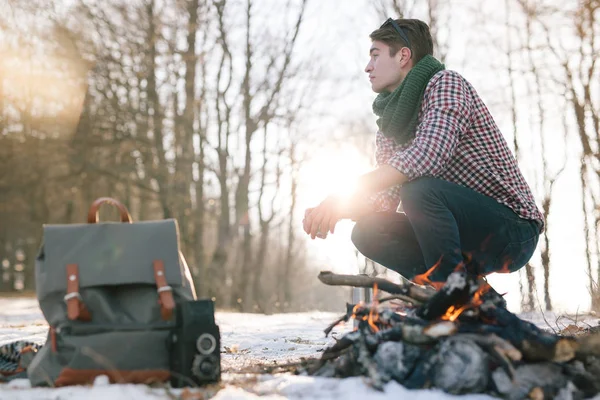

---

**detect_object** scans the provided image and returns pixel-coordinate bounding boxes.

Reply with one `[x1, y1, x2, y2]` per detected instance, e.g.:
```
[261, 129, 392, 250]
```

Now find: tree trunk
[283, 144, 299, 311]
[146, 0, 171, 219]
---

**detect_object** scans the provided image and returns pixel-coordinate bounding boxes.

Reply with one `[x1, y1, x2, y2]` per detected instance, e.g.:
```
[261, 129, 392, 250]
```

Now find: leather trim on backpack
[50, 327, 57, 352]
[65, 264, 91, 321]
[55, 368, 170, 386]
[153, 260, 175, 320]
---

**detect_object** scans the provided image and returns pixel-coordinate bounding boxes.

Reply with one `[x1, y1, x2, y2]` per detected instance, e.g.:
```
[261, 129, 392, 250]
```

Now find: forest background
[0, 0, 598, 314]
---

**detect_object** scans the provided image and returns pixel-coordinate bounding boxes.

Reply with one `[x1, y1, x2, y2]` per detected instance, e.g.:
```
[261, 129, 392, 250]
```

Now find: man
[303, 18, 543, 287]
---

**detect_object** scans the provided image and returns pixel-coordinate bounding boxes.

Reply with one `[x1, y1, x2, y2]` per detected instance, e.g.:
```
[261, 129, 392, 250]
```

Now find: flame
[367, 283, 380, 332]
[367, 307, 380, 332]
[351, 302, 362, 331]
[412, 258, 446, 290]
[441, 281, 491, 321]
[351, 284, 381, 333]
[414, 259, 468, 291]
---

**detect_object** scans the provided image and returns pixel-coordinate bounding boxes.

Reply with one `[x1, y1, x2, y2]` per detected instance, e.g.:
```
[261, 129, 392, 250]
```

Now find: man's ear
[398, 47, 413, 68]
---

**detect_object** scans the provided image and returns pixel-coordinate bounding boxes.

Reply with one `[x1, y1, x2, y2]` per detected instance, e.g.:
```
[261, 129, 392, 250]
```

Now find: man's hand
[303, 196, 341, 239]
[303, 195, 375, 239]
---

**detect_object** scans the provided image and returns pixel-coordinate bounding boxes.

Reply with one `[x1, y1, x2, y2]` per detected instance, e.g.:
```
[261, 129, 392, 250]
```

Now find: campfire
[308, 270, 600, 399]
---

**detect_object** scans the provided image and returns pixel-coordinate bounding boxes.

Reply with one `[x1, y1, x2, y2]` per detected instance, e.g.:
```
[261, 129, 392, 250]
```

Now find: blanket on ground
[0, 341, 42, 381]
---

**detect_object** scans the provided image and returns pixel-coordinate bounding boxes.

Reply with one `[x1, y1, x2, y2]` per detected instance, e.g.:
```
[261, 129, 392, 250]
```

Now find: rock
[492, 363, 570, 400]
[373, 341, 422, 383]
[432, 337, 489, 394]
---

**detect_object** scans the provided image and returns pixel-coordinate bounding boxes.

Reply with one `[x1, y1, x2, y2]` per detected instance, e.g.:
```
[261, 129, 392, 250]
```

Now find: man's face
[365, 40, 406, 93]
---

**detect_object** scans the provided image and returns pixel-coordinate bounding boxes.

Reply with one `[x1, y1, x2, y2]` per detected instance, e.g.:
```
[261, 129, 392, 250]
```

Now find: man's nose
[365, 62, 372, 73]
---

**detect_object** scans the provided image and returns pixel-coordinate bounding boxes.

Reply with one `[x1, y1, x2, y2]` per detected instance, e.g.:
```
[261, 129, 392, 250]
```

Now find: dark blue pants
[351, 177, 541, 282]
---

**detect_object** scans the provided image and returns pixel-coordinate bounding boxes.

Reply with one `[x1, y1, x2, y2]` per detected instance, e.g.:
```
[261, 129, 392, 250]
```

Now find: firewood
[314, 269, 600, 397]
[491, 363, 573, 400]
[576, 332, 600, 358]
[452, 333, 519, 380]
[322, 330, 361, 357]
[375, 320, 457, 345]
[562, 360, 600, 398]
[461, 306, 578, 363]
[417, 271, 476, 320]
[357, 334, 387, 390]
[453, 333, 522, 361]
[373, 341, 423, 383]
[323, 313, 350, 336]
[317, 271, 435, 303]
[378, 294, 423, 306]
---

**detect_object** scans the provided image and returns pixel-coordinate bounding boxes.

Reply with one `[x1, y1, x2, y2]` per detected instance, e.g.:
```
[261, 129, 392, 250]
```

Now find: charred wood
[373, 341, 423, 383]
[460, 305, 579, 363]
[373, 320, 457, 345]
[563, 360, 600, 398]
[357, 333, 387, 390]
[321, 330, 361, 358]
[313, 271, 600, 398]
[452, 333, 520, 380]
[417, 271, 476, 320]
[401, 347, 438, 390]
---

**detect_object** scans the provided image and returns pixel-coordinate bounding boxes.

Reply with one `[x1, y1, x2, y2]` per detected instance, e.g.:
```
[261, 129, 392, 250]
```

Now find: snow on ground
[0, 298, 599, 400]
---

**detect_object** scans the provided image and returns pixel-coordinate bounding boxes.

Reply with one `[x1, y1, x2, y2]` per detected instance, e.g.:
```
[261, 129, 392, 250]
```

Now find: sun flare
[299, 145, 373, 209]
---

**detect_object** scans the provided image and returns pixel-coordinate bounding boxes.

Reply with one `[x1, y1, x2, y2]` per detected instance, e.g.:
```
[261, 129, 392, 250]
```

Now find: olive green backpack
[27, 198, 197, 386]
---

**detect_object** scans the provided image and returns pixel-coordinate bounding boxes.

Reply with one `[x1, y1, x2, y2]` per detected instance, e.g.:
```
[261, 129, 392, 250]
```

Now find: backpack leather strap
[65, 264, 91, 321]
[153, 260, 175, 320]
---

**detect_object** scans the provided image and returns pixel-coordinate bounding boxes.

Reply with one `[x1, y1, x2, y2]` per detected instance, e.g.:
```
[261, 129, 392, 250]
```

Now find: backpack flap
[36, 219, 195, 326]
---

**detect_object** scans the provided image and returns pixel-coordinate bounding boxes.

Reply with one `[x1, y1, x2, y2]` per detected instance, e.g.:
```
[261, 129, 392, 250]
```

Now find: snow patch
[2, 298, 599, 399]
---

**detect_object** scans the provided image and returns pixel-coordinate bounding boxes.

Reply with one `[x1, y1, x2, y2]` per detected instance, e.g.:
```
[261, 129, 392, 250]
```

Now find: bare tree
[232, 0, 308, 311]
[516, 0, 599, 309]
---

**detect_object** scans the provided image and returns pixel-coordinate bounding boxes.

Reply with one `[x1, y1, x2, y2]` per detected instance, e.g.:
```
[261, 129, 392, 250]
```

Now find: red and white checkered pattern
[371, 70, 544, 226]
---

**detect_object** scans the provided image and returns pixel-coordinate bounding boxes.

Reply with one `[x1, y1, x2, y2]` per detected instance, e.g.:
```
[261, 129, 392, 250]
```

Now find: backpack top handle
[87, 197, 133, 224]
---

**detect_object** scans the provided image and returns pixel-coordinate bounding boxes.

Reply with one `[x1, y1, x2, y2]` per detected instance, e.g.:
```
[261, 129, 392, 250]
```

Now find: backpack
[27, 197, 197, 386]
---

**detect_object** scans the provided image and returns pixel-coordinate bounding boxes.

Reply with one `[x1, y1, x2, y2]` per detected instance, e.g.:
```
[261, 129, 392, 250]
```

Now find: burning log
[416, 270, 477, 320]
[318, 271, 435, 303]
[310, 270, 600, 398]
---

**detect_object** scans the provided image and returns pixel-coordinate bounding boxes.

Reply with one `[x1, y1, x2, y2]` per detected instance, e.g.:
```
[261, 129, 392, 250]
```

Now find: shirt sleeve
[385, 71, 473, 180]
[375, 130, 396, 165]
[367, 131, 402, 212]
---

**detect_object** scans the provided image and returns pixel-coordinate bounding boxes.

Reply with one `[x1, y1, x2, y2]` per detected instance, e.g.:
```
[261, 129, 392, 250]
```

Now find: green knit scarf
[372, 54, 445, 145]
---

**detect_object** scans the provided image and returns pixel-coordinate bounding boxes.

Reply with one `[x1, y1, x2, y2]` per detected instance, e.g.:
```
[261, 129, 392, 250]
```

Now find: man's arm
[303, 166, 409, 239]
[357, 164, 408, 196]
[368, 131, 404, 213]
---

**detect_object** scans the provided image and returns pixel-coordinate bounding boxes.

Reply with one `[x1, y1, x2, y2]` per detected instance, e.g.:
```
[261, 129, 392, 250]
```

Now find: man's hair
[369, 19, 434, 63]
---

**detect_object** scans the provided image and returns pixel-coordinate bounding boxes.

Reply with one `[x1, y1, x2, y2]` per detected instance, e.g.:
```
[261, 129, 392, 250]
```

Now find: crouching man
[303, 18, 543, 287]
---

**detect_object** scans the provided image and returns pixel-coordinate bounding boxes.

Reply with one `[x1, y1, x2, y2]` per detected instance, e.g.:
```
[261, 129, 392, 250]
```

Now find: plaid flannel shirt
[371, 70, 544, 228]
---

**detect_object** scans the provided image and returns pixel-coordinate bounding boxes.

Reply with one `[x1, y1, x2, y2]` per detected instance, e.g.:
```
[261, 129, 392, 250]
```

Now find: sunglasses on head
[380, 18, 411, 49]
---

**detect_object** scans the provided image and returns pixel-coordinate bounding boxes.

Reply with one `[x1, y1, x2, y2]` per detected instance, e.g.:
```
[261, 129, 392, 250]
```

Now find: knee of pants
[351, 215, 379, 258]
[399, 177, 441, 211]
